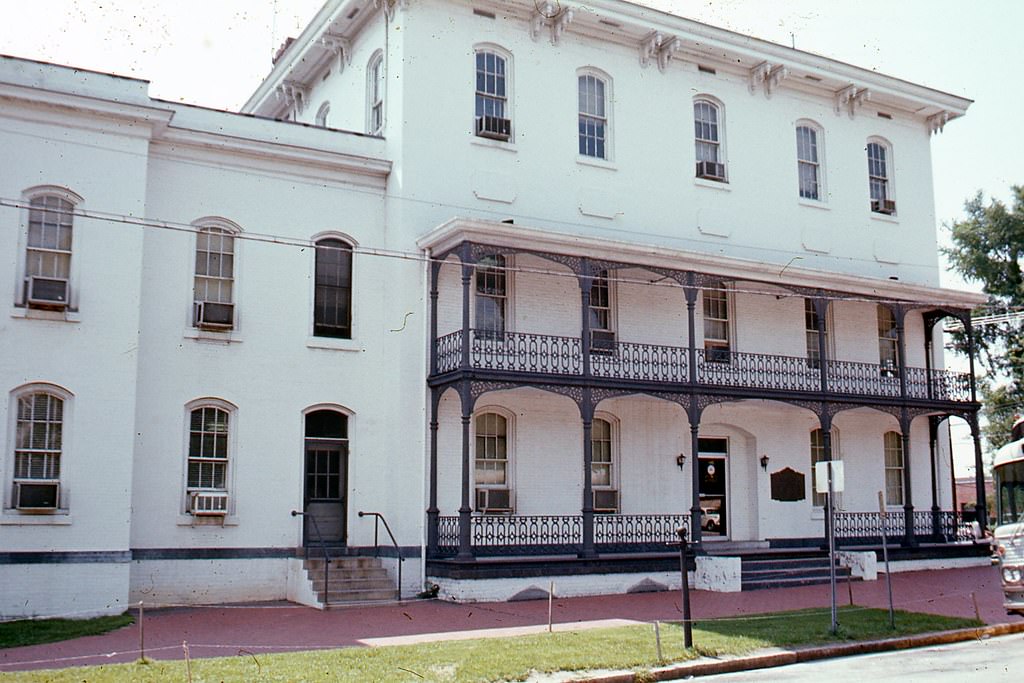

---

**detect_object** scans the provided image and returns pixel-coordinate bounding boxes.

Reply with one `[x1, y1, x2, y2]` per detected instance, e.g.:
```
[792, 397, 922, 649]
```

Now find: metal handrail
[358, 510, 403, 600]
[291, 510, 330, 609]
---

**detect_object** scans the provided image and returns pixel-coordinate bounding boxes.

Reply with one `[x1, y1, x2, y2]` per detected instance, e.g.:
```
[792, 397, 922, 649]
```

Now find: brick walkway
[1, 564, 1017, 672]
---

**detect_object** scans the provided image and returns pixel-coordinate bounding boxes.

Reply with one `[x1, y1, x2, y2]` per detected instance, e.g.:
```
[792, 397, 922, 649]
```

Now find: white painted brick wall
[1, 564, 130, 620]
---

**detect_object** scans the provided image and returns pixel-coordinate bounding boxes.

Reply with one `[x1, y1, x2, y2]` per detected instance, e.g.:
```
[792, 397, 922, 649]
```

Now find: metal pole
[827, 463, 838, 635]
[878, 491, 895, 629]
[677, 525, 693, 648]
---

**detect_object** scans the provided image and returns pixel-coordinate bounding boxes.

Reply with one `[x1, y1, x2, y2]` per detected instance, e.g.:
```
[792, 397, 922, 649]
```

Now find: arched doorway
[303, 409, 349, 547]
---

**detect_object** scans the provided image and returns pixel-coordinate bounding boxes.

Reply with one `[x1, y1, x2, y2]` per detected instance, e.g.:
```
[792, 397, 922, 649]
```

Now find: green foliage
[944, 186, 1024, 446]
[0, 614, 134, 649]
[3, 608, 979, 682]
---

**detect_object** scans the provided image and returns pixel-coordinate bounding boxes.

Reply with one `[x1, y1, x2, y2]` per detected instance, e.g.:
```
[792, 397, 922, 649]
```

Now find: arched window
[884, 431, 905, 506]
[578, 72, 609, 159]
[10, 387, 69, 510]
[796, 123, 823, 200]
[474, 411, 511, 513]
[313, 237, 353, 339]
[193, 221, 239, 330]
[185, 400, 234, 515]
[474, 47, 512, 141]
[21, 187, 81, 309]
[592, 416, 619, 512]
[474, 254, 507, 338]
[367, 51, 384, 135]
[304, 409, 348, 515]
[315, 101, 330, 127]
[694, 98, 726, 181]
[867, 139, 895, 214]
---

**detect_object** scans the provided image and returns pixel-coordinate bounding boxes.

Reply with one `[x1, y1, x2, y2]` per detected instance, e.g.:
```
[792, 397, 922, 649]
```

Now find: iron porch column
[928, 416, 941, 539]
[426, 388, 440, 556]
[456, 384, 474, 561]
[580, 390, 596, 558]
[965, 318, 987, 532]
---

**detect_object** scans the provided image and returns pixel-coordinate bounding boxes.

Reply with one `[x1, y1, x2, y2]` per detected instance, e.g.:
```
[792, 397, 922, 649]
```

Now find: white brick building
[1, 0, 988, 617]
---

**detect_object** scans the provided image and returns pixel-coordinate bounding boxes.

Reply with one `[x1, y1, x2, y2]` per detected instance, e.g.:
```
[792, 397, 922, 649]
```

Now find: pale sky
[2, 0, 1019, 476]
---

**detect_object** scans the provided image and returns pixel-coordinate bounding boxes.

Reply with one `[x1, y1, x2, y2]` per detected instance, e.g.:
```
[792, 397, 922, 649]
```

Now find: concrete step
[309, 577, 396, 591]
[305, 567, 391, 581]
[304, 556, 383, 570]
[742, 575, 860, 590]
[743, 567, 849, 582]
[317, 588, 400, 602]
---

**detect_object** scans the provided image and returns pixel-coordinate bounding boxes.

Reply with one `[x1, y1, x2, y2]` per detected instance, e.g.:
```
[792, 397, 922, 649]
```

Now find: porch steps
[304, 556, 398, 606]
[741, 554, 856, 591]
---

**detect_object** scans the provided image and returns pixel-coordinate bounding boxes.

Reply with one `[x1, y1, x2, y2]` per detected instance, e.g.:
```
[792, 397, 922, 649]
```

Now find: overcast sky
[2, 0, 1018, 475]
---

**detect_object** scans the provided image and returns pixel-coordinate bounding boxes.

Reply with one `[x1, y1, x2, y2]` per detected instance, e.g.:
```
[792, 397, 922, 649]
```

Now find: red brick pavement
[1, 564, 1018, 672]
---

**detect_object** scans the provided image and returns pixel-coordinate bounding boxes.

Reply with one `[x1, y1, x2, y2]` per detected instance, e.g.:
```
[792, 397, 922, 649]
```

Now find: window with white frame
[10, 388, 67, 511]
[578, 72, 608, 159]
[810, 428, 841, 508]
[474, 411, 511, 513]
[805, 299, 829, 369]
[589, 270, 615, 351]
[877, 305, 899, 375]
[867, 140, 895, 214]
[314, 237, 353, 338]
[703, 285, 730, 362]
[22, 191, 78, 309]
[193, 224, 237, 330]
[475, 254, 507, 338]
[591, 417, 619, 512]
[185, 403, 232, 514]
[315, 101, 330, 127]
[796, 124, 822, 200]
[884, 430, 904, 506]
[694, 99, 726, 181]
[475, 48, 511, 141]
[367, 51, 384, 135]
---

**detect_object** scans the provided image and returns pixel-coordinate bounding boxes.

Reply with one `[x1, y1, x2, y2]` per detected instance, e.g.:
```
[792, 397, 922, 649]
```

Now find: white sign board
[814, 461, 845, 494]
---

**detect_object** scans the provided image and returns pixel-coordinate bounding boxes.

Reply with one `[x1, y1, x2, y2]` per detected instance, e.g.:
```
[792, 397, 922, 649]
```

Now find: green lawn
[0, 607, 980, 683]
[0, 615, 134, 650]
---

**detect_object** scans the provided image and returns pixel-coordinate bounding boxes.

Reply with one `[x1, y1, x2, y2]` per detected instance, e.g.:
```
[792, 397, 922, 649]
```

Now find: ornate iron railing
[835, 510, 975, 544]
[696, 349, 820, 392]
[436, 330, 463, 374]
[592, 341, 688, 383]
[594, 514, 688, 552]
[437, 514, 459, 549]
[829, 360, 903, 398]
[471, 331, 582, 376]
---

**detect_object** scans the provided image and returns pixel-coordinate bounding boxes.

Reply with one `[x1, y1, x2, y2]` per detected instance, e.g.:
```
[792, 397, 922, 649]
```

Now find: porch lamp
[760, 454, 770, 472]
[676, 453, 687, 471]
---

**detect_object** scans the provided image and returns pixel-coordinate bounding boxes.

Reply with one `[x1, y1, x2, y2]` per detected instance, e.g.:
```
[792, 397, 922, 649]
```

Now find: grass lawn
[0, 607, 980, 683]
[0, 615, 134, 650]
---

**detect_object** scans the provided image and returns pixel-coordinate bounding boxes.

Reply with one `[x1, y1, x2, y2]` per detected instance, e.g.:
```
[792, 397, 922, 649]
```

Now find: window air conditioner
[871, 199, 897, 215]
[26, 276, 69, 309]
[14, 481, 60, 510]
[190, 491, 229, 516]
[593, 489, 619, 513]
[705, 344, 732, 364]
[475, 115, 512, 142]
[591, 330, 617, 353]
[695, 160, 726, 182]
[475, 487, 512, 514]
[194, 301, 234, 330]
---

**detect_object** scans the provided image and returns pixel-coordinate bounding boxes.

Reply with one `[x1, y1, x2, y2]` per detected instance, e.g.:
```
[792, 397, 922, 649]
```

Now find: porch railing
[835, 510, 975, 544]
[433, 329, 972, 403]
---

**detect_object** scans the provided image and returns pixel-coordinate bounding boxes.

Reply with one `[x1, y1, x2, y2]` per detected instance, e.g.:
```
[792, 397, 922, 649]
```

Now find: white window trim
[366, 50, 385, 136]
[187, 217, 242, 338]
[693, 95, 728, 183]
[810, 428, 842, 511]
[472, 406, 515, 512]
[13, 186, 84, 316]
[592, 411, 620, 492]
[308, 230, 358, 345]
[180, 397, 239, 524]
[577, 67, 614, 162]
[866, 136, 897, 219]
[795, 119, 827, 204]
[300, 403, 354, 542]
[700, 283, 734, 354]
[883, 430, 905, 509]
[315, 101, 331, 127]
[804, 298, 835, 368]
[471, 253, 515, 334]
[3, 382, 74, 520]
[473, 44, 515, 144]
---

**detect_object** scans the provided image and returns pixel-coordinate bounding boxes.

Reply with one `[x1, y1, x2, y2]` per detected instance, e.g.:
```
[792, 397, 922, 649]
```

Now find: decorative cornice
[276, 81, 311, 114]
[373, 0, 406, 20]
[928, 111, 951, 135]
[530, 2, 574, 45]
[748, 61, 788, 98]
[639, 32, 682, 72]
[320, 32, 353, 67]
[834, 84, 870, 118]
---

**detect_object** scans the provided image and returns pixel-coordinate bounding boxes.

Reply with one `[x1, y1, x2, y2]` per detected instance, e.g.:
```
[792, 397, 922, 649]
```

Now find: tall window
[304, 410, 348, 501]
[24, 194, 74, 308]
[805, 299, 828, 369]
[314, 238, 353, 339]
[867, 141, 894, 214]
[810, 429, 840, 508]
[592, 417, 614, 487]
[796, 124, 821, 200]
[475, 412, 511, 513]
[694, 99, 726, 181]
[475, 255, 507, 338]
[877, 305, 898, 375]
[367, 52, 384, 135]
[703, 286, 730, 362]
[12, 391, 64, 510]
[475, 49, 510, 140]
[589, 270, 615, 351]
[186, 405, 230, 511]
[193, 226, 236, 330]
[578, 73, 608, 159]
[884, 431, 905, 506]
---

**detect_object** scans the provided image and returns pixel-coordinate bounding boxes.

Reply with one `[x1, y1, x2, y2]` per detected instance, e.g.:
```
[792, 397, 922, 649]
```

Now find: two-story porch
[419, 219, 988, 589]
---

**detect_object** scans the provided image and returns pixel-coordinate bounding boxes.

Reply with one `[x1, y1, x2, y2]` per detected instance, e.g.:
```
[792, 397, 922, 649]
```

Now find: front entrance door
[303, 410, 349, 547]
[698, 437, 728, 538]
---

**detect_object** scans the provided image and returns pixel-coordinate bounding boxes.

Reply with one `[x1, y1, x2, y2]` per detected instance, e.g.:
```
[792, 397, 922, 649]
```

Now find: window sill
[10, 306, 81, 323]
[306, 337, 361, 352]
[176, 514, 239, 527]
[470, 137, 517, 153]
[1, 511, 72, 525]
[870, 212, 900, 224]
[184, 328, 244, 344]
[576, 156, 617, 172]
[798, 199, 830, 211]
[694, 177, 731, 192]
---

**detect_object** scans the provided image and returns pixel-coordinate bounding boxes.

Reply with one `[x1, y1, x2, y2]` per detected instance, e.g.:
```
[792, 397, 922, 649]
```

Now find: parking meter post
[828, 464, 838, 635]
[677, 525, 693, 648]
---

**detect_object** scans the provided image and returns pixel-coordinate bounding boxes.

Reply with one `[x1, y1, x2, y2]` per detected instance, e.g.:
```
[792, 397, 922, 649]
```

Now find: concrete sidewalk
[0, 564, 1019, 673]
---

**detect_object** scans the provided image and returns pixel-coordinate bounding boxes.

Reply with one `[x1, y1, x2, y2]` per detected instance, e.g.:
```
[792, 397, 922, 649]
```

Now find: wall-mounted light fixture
[676, 453, 687, 471]
[760, 454, 770, 471]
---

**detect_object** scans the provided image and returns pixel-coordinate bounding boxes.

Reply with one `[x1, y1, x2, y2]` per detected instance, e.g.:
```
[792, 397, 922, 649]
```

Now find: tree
[944, 185, 1024, 448]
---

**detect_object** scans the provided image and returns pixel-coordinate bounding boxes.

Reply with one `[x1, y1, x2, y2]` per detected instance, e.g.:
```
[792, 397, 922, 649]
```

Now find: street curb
[569, 621, 1024, 682]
